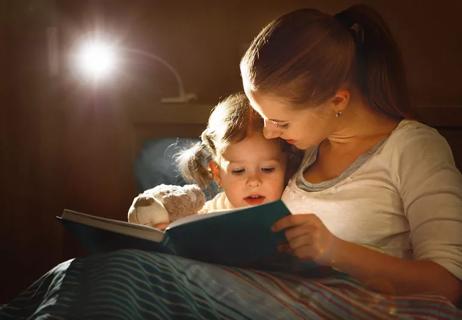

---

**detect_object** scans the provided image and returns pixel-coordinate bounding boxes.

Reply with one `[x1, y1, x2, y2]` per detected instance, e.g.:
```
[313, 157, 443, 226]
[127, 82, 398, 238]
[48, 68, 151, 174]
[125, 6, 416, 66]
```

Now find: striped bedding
[1, 249, 461, 319]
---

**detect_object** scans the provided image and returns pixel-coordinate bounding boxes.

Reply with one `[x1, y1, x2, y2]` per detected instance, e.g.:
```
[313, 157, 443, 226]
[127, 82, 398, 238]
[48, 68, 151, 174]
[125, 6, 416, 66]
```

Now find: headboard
[129, 102, 213, 160]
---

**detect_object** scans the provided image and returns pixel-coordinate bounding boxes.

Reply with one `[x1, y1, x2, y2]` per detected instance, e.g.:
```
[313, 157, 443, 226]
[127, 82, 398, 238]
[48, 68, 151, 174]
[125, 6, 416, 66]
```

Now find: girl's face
[246, 90, 338, 150]
[212, 132, 287, 208]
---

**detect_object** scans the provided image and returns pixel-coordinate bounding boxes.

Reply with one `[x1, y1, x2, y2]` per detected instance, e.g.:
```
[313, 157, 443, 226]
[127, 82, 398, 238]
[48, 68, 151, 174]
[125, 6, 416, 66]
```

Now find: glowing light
[76, 40, 117, 80]
[72, 38, 197, 102]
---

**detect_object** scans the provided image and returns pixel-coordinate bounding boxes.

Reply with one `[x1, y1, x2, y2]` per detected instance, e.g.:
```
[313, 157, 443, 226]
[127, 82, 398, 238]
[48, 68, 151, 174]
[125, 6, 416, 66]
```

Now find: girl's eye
[231, 168, 245, 175]
[276, 123, 289, 129]
[261, 167, 275, 173]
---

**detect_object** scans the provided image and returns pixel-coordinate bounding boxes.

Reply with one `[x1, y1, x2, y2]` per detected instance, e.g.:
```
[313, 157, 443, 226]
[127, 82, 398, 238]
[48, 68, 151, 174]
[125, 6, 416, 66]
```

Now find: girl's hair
[176, 93, 302, 189]
[240, 4, 412, 119]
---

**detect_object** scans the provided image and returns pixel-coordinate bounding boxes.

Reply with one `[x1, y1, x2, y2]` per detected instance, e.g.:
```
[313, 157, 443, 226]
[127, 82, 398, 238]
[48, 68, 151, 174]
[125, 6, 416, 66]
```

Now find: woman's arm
[273, 214, 462, 304]
[333, 236, 462, 303]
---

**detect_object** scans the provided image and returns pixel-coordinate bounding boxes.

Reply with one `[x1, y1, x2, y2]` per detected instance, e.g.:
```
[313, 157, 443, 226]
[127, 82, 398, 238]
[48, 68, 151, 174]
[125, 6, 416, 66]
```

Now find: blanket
[1, 249, 460, 319]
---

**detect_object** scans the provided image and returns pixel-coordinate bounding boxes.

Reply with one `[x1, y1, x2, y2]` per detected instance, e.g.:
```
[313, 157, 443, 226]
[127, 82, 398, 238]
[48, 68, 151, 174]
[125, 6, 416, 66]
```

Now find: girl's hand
[272, 213, 341, 266]
[153, 223, 169, 230]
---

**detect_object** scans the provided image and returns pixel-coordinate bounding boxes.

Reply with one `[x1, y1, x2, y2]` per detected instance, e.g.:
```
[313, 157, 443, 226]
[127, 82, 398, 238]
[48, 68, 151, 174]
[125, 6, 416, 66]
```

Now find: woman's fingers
[272, 213, 317, 232]
[284, 224, 315, 241]
[288, 234, 313, 249]
[273, 213, 339, 264]
[292, 245, 317, 260]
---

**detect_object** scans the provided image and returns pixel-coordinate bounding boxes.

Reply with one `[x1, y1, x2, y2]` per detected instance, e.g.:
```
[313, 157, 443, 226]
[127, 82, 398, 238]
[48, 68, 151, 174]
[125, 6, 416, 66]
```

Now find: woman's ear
[330, 89, 350, 114]
[208, 161, 221, 185]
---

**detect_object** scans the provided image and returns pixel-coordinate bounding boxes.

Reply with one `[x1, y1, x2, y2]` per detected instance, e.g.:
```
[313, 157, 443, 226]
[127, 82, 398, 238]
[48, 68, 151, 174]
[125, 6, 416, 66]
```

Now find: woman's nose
[263, 125, 281, 139]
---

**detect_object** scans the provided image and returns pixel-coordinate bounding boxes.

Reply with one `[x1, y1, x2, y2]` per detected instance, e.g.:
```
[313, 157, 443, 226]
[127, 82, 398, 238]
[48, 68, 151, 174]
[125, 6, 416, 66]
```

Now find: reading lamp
[74, 39, 197, 103]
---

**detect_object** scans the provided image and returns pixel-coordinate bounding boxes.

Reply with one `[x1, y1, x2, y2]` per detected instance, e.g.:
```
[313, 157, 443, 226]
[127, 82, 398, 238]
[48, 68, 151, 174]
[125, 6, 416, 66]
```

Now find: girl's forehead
[219, 133, 284, 161]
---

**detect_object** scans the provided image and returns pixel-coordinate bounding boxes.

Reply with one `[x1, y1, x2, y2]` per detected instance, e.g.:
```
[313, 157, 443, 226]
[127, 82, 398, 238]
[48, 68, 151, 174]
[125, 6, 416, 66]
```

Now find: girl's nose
[246, 174, 262, 188]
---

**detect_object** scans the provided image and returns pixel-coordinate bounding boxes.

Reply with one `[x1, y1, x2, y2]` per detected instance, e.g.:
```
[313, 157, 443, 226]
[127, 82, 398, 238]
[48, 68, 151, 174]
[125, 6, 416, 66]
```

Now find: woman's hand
[272, 213, 342, 266]
[274, 214, 462, 303]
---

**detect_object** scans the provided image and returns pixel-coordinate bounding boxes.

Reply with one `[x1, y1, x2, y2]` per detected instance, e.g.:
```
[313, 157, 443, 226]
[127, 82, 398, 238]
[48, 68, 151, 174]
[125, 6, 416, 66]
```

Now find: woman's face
[246, 90, 338, 150]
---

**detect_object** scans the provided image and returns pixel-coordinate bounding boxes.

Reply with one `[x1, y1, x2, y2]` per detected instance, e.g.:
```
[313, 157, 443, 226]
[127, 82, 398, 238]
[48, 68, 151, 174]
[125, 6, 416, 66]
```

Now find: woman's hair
[176, 93, 302, 189]
[240, 4, 412, 119]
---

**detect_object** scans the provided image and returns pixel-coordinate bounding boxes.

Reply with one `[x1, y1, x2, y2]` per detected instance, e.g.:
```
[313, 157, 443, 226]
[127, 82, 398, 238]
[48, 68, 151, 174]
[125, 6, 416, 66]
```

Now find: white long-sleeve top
[282, 120, 462, 280]
[199, 192, 233, 213]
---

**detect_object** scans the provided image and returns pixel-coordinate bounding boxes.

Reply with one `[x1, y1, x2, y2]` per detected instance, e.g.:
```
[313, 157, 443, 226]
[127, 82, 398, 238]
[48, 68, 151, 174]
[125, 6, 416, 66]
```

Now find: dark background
[1, 0, 461, 303]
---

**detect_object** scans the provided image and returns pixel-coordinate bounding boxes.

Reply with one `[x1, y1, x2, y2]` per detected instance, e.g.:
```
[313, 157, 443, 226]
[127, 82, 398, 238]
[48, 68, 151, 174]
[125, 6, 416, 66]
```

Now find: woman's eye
[276, 122, 289, 129]
[231, 168, 245, 175]
[261, 167, 275, 173]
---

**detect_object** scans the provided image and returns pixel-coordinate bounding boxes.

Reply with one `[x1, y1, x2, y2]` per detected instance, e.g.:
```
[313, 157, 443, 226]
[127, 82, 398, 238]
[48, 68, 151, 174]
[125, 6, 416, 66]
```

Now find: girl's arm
[273, 214, 462, 304]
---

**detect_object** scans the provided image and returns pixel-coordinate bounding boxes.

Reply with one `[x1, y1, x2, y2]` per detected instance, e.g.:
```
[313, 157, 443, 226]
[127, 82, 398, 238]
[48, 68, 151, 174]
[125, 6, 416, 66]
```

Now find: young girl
[129, 92, 301, 226]
[176, 92, 301, 213]
[240, 5, 462, 303]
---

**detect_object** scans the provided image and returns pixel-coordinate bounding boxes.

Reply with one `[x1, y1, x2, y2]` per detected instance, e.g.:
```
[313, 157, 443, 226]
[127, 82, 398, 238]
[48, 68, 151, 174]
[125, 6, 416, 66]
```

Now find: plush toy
[128, 184, 206, 227]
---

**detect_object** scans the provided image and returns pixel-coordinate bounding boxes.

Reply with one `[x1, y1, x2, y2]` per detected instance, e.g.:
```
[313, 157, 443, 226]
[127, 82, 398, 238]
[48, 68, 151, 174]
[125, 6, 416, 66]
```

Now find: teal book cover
[163, 200, 290, 267]
[58, 200, 318, 271]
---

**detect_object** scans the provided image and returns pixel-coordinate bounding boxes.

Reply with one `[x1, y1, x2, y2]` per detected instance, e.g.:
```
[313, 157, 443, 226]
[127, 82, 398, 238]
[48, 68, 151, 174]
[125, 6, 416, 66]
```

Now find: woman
[240, 4, 462, 303]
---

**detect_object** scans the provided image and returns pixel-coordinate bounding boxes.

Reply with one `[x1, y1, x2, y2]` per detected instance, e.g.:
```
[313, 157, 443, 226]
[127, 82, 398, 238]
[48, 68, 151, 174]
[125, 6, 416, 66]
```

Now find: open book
[58, 200, 317, 271]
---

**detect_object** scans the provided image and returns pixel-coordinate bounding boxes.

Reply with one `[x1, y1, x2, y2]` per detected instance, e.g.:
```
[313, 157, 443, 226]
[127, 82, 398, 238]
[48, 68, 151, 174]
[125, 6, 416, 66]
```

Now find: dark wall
[1, 0, 461, 303]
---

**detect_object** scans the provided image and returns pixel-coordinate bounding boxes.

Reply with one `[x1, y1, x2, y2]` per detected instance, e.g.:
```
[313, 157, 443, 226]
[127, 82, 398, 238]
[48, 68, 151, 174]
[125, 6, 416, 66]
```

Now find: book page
[61, 209, 165, 242]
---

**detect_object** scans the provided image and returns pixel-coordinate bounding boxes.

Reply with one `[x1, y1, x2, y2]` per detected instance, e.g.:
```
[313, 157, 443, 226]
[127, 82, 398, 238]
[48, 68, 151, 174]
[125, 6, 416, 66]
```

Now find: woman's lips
[244, 195, 265, 205]
[285, 139, 296, 144]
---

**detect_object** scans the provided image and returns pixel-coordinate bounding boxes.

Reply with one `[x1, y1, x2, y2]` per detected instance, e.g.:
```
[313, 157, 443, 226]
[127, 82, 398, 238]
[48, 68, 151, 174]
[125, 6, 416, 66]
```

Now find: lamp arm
[124, 48, 187, 98]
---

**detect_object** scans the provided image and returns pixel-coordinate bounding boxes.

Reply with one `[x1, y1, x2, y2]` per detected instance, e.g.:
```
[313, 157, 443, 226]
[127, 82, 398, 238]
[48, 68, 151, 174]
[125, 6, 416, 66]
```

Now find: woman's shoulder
[382, 119, 456, 168]
[385, 119, 449, 151]
[390, 119, 439, 138]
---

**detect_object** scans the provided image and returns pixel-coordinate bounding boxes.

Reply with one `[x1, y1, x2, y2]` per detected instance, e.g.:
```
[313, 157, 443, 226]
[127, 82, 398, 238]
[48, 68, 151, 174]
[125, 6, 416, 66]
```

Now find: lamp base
[161, 93, 197, 104]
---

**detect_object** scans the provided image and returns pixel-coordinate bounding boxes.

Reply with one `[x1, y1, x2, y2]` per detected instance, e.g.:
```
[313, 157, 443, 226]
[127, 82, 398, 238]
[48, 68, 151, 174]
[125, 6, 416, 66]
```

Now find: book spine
[161, 234, 178, 255]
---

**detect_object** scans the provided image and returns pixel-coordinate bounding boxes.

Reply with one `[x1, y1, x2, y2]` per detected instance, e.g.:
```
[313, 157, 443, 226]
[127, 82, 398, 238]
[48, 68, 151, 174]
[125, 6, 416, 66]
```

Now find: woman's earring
[335, 111, 343, 118]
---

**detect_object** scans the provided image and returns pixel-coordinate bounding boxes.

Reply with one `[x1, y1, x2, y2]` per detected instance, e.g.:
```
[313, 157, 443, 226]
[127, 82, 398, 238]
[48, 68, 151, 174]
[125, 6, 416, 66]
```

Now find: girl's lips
[244, 195, 266, 205]
[285, 139, 296, 144]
